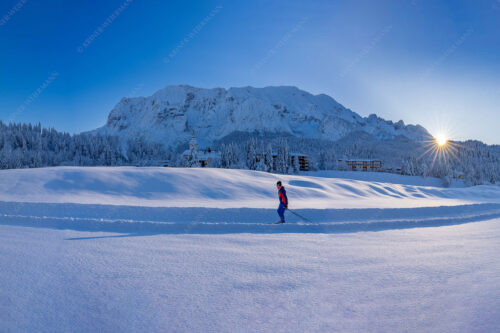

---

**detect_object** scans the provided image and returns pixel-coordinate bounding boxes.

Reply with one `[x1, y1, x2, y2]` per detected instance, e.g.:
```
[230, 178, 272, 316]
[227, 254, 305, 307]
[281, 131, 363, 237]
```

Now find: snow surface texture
[1, 166, 499, 234]
[1, 166, 497, 210]
[1, 166, 500, 332]
[91, 85, 430, 148]
[1, 221, 499, 332]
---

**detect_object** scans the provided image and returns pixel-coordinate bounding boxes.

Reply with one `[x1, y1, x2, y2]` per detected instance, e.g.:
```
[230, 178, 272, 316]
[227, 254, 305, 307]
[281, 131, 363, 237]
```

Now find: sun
[435, 133, 448, 147]
[419, 124, 463, 177]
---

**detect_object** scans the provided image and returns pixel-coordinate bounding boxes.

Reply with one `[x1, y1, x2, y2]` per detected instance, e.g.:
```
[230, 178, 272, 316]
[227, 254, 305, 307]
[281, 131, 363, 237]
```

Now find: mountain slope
[91, 85, 430, 148]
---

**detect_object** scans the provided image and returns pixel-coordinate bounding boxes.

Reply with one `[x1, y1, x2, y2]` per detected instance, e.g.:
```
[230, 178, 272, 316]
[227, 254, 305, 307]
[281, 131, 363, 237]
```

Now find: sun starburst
[418, 129, 463, 174]
[435, 133, 448, 147]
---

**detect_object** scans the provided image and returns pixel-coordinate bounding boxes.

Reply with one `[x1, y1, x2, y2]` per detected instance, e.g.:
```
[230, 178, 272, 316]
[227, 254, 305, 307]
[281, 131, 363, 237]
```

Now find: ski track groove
[0, 202, 499, 234]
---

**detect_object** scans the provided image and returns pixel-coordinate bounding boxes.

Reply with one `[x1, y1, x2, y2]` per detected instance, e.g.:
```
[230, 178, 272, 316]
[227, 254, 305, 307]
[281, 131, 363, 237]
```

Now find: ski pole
[286, 208, 313, 223]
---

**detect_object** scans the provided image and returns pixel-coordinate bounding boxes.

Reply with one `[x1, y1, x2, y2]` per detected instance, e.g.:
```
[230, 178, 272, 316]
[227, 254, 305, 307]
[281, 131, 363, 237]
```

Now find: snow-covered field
[1, 167, 499, 332]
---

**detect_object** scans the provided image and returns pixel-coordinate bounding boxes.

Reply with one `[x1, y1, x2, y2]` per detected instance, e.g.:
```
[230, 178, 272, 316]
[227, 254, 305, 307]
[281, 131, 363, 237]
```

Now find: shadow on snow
[0, 201, 499, 237]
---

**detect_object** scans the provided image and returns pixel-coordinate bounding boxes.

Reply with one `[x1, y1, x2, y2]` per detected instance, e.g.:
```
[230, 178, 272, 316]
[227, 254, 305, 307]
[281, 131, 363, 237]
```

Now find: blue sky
[1, 0, 499, 144]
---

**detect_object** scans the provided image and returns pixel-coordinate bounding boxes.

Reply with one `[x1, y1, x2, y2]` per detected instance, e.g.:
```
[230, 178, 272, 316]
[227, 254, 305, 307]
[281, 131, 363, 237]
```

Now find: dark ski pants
[277, 203, 286, 223]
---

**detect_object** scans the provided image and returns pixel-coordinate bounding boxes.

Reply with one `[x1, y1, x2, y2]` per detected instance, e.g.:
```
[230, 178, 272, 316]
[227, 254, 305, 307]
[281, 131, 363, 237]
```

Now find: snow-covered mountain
[92, 85, 430, 148]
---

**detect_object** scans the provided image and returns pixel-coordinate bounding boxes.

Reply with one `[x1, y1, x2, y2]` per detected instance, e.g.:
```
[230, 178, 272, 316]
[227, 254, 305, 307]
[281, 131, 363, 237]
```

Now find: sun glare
[436, 134, 448, 147]
[419, 126, 463, 177]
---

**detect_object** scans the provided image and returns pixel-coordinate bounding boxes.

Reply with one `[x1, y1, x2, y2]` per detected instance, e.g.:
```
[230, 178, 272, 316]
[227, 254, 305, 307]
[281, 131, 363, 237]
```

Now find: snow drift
[0, 166, 499, 234]
[1, 166, 498, 209]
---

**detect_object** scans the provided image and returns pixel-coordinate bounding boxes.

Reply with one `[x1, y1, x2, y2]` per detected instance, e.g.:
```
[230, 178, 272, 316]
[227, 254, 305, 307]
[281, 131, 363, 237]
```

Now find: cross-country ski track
[1, 167, 499, 332]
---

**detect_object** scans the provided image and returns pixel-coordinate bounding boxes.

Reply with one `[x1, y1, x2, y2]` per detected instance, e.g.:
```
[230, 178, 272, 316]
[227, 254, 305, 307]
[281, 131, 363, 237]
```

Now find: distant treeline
[0, 122, 167, 169]
[1, 122, 499, 186]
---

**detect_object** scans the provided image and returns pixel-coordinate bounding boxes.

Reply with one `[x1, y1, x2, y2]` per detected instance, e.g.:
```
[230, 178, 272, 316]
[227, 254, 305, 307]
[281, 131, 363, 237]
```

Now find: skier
[276, 181, 288, 223]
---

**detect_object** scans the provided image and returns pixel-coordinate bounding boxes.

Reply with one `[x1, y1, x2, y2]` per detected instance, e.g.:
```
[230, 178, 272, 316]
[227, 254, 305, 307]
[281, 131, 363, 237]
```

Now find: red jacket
[278, 186, 288, 206]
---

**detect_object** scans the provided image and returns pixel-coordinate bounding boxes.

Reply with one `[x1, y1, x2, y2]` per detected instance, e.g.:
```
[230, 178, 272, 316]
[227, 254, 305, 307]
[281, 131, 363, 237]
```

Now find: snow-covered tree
[318, 149, 336, 170]
[220, 143, 240, 169]
[276, 138, 290, 174]
[245, 138, 258, 170]
[292, 154, 301, 173]
[264, 144, 274, 172]
[184, 144, 200, 167]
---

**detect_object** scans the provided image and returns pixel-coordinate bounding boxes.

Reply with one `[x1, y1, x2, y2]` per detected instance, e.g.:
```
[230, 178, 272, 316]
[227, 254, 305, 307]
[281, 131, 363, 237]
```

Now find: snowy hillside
[1, 166, 500, 332]
[91, 85, 430, 148]
[2, 166, 499, 209]
[1, 166, 499, 233]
